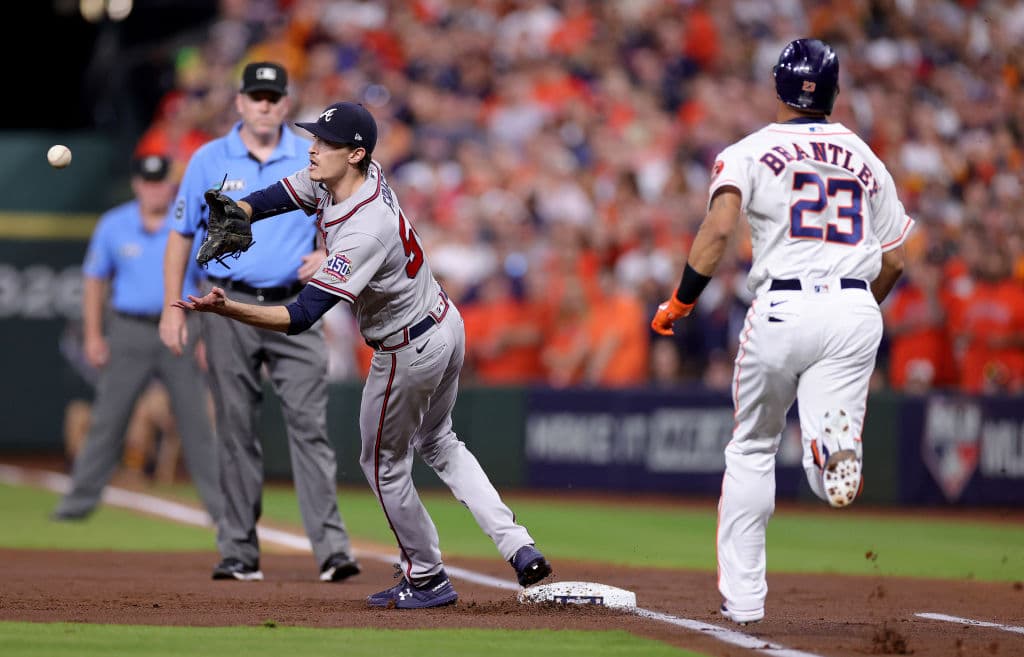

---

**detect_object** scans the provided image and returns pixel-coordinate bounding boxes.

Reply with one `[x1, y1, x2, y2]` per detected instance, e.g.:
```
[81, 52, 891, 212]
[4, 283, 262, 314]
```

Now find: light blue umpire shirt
[84, 200, 202, 316]
[169, 122, 315, 287]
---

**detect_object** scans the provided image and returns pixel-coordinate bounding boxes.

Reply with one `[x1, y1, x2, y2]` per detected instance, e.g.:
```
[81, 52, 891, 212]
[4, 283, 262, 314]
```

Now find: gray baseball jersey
[282, 161, 534, 582]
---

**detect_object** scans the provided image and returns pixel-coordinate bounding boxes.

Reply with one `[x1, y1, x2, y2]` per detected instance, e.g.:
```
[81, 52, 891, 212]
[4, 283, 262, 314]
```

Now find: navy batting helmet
[773, 38, 839, 115]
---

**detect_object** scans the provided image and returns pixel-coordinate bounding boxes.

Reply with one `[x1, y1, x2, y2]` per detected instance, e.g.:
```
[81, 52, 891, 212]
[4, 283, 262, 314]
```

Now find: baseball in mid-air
[47, 144, 72, 169]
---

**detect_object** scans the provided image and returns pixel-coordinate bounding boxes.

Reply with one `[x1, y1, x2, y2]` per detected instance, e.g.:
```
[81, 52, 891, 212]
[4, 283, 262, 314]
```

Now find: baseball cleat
[815, 409, 862, 508]
[719, 603, 764, 626]
[511, 544, 553, 587]
[367, 568, 458, 609]
[211, 557, 263, 581]
[319, 552, 361, 582]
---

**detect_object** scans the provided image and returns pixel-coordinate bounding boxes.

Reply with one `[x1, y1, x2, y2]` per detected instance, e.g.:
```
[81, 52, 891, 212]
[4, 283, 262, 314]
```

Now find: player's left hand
[172, 287, 229, 314]
[651, 296, 695, 335]
[298, 251, 327, 283]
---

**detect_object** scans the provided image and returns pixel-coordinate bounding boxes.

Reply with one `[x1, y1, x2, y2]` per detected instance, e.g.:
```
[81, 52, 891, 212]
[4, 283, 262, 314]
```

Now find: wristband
[674, 263, 712, 304]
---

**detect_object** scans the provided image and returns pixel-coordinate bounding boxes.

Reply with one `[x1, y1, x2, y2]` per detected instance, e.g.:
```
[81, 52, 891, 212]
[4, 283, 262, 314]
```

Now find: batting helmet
[773, 39, 839, 115]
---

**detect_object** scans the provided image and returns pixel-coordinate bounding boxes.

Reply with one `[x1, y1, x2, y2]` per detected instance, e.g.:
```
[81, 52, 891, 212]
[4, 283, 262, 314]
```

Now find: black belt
[770, 278, 867, 291]
[207, 276, 304, 302]
[366, 315, 437, 351]
[115, 310, 162, 324]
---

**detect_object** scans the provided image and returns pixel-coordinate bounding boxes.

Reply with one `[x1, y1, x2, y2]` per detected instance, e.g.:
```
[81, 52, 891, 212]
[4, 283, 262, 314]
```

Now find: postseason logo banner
[904, 395, 1024, 506]
[523, 387, 808, 497]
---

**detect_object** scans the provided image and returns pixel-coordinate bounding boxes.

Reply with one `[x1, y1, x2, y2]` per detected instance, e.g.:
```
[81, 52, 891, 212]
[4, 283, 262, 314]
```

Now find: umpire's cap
[773, 38, 839, 115]
[295, 102, 377, 153]
[131, 154, 171, 182]
[240, 61, 288, 95]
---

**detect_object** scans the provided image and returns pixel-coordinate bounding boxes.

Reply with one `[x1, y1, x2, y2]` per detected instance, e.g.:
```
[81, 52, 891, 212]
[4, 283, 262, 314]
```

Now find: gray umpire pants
[200, 289, 352, 570]
[55, 312, 222, 521]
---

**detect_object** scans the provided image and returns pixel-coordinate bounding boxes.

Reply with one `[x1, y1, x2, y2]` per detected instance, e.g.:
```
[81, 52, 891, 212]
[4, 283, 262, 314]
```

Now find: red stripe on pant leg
[720, 301, 756, 591]
[373, 353, 415, 579]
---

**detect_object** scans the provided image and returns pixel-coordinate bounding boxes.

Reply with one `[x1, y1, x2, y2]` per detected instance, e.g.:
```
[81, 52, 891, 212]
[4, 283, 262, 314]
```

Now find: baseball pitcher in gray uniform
[172, 101, 552, 609]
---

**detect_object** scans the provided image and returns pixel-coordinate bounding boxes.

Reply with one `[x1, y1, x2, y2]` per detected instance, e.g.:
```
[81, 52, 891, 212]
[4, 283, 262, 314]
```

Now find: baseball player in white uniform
[173, 101, 552, 609]
[652, 39, 913, 624]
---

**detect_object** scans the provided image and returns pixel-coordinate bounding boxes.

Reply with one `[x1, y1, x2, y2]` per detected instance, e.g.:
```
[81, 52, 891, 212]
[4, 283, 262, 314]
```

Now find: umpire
[53, 154, 222, 522]
[159, 62, 359, 582]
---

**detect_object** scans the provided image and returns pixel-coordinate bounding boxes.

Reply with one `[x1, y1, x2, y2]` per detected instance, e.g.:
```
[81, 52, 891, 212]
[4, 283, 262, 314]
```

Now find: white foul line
[2, 463, 824, 657]
[916, 612, 1024, 635]
[635, 608, 825, 657]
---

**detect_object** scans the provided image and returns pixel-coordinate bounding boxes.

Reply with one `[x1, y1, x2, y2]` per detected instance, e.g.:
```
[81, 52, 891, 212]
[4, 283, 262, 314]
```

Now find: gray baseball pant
[55, 313, 222, 521]
[201, 290, 352, 570]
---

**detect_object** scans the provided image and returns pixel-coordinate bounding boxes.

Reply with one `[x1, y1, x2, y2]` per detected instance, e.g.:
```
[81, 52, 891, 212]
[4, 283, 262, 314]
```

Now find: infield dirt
[1, 547, 1021, 656]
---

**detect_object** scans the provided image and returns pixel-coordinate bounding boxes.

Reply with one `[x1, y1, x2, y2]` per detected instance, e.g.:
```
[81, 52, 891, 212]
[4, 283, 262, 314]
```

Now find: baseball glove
[196, 189, 254, 268]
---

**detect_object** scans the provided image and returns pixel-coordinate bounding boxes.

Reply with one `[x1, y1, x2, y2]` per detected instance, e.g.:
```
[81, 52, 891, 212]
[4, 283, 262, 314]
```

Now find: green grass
[0, 484, 215, 551]
[0, 623, 700, 657]
[766, 513, 1023, 580]
[259, 484, 1023, 582]
[3, 480, 1022, 581]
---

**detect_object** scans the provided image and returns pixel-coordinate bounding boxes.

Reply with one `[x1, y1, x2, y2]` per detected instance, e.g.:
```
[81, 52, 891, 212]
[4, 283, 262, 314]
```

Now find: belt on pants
[366, 292, 450, 352]
[114, 310, 162, 324]
[769, 278, 867, 292]
[206, 275, 305, 302]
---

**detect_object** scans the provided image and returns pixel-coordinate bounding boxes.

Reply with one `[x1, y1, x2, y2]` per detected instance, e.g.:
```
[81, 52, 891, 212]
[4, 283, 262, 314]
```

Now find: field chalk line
[915, 612, 1024, 635]
[2, 463, 824, 657]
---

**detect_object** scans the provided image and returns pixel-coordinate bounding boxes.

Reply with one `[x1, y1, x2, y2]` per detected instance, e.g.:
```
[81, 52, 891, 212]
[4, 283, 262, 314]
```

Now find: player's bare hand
[651, 296, 695, 336]
[159, 306, 189, 356]
[298, 251, 326, 283]
[172, 287, 229, 313]
[83, 334, 110, 369]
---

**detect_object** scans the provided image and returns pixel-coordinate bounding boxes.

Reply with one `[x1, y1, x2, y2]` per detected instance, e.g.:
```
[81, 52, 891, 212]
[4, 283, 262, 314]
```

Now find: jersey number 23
[790, 171, 863, 245]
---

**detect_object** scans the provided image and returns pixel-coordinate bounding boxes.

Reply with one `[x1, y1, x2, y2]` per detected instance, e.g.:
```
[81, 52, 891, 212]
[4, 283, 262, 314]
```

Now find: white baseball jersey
[712, 120, 914, 621]
[710, 121, 914, 291]
[281, 161, 443, 341]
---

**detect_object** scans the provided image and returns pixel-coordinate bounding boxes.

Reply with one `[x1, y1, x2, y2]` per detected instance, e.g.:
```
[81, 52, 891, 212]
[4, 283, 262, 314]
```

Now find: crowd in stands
[133, 0, 1024, 394]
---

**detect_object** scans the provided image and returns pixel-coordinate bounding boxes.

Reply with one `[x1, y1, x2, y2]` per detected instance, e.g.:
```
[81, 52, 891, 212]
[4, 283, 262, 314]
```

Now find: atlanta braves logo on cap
[296, 101, 379, 153]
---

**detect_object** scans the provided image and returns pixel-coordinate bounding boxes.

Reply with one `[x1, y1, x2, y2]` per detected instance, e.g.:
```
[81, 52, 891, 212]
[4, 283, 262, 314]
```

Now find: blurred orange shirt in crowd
[884, 284, 957, 389]
[548, 9, 595, 56]
[948, 280, 1024, 393]
[584, 291, 649, 387]
[462, 298, 546, 384]
[135, 91, 213, 180]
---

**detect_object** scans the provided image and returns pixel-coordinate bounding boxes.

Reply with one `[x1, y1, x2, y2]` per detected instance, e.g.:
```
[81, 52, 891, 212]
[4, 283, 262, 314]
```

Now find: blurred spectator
[541, 274, 591, 387]
[883, 250, 957, 393]
[461, 272, 545, 384]
[948, 241, 1024, 394]
[134, 90, 216, 182]
[649, 337, 684, 386]
[121, 0, 1024, 393]
[581, 270, 649, 387]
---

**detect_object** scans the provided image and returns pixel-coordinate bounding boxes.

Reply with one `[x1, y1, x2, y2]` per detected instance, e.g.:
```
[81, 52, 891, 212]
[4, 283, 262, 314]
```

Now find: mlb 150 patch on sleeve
[323, 253, 352, 282]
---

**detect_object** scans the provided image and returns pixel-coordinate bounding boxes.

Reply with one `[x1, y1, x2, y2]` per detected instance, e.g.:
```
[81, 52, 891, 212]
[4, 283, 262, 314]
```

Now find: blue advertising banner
[902, 395, 1024, 506]
[524, 386, 810, 498]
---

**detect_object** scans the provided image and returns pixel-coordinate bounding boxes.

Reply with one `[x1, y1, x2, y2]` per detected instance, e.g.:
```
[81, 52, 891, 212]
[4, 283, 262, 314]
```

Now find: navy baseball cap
[295, 102, 377, 153]
[240, 62, 288, 95]
[131, 154, 171, 181]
